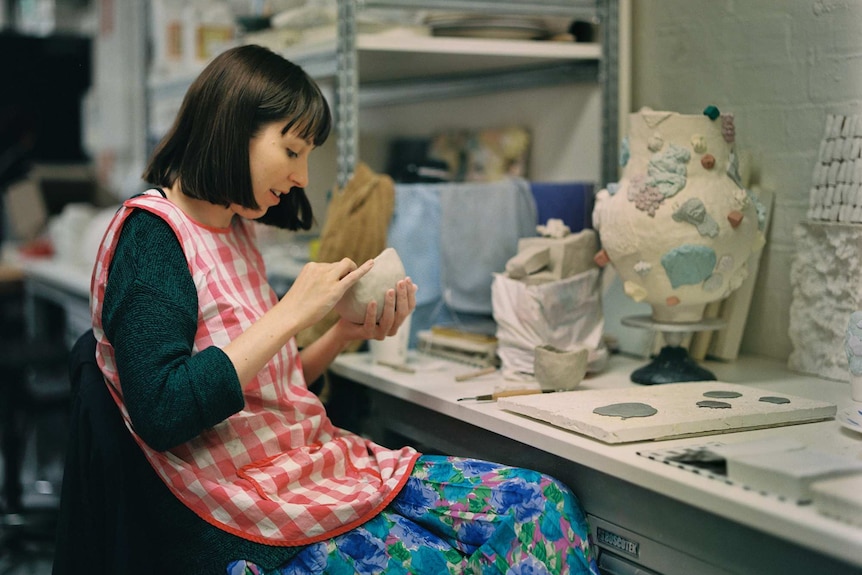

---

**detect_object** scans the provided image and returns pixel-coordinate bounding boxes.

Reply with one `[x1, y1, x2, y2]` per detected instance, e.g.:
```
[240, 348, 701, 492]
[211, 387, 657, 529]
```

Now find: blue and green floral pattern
[228, 455, 599, 575]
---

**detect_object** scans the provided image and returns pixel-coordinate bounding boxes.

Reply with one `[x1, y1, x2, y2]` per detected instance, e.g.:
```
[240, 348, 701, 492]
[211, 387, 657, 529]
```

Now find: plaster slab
[498, 382, 836, 444]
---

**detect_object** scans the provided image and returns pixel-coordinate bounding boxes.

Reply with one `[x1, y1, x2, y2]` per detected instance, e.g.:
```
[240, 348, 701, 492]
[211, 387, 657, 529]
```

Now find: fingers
[339, 258, 373, 282]
[344, 277, 419, 342]
[383, 277, 417, 337]
[403, 276, 417, 314]
[379, 287, 398, 337]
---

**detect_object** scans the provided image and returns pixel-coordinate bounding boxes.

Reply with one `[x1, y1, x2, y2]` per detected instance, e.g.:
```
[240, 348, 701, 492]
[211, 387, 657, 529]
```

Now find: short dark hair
[142, 44, 331, 230]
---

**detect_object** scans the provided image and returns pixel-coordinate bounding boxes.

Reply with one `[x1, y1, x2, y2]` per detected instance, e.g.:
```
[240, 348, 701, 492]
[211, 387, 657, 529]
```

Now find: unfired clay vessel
[533, 344, 590, 391]
[335, 247, 406, 324]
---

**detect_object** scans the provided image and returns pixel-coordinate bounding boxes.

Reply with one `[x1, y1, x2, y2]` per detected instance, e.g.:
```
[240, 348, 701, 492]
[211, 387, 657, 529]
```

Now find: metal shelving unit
[322, 0, 619, 188]
[146, 1, 621, 189]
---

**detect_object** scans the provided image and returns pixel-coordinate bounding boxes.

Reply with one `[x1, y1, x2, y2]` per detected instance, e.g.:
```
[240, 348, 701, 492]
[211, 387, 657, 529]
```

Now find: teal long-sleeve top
[103, 208, 243, 451]
[99, 207, 302, 570]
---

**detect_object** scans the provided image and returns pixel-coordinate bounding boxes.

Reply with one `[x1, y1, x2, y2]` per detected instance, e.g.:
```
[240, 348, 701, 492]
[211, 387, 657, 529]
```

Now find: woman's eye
[286, 148, 298, 159]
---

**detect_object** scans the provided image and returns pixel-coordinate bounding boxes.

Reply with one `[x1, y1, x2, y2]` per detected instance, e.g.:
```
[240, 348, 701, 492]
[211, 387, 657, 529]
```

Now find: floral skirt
[228, 455, 599, 575]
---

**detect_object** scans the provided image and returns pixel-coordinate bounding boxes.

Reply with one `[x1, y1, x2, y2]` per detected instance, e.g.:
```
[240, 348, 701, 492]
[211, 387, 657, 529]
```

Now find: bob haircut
[142, 44, 331, 230]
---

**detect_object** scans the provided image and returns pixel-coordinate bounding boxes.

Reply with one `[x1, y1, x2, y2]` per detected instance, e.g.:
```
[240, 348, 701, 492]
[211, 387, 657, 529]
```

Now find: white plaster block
[842, 116, 853, 137]
[834, 138, 846, 161]
[707, 437, 805, 459]
[813, 163, 824, 186]
[832, 116, 844, 138]
[836, 116, 847, 138]
[828, 161, 840, 185]
[825, 140, 836, 163]
[789, 221, 862, 380]
[843, 137, 854, 160]
[825, 114, 837, 138]
[726, 448, 862, 502]
[811, 475, 862, 527]
[839, 183, 849, 204]
[819, 139, 829, 162]
[846, 116, 858, 138]
[497, 382, 836, 444]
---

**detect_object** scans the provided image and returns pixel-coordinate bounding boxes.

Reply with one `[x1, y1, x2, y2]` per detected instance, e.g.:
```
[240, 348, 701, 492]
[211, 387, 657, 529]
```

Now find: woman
[87, 44, 598, 574]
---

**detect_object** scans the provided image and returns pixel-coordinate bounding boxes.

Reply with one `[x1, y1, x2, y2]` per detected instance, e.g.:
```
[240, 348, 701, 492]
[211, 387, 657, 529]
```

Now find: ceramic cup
[533, 344, 589, 391]
[369, 315, 411, 366]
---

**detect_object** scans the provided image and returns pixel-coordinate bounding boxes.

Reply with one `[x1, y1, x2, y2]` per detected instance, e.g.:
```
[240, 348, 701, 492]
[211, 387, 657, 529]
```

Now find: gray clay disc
[703, 390, 742, 399]
[696, 400, 732, 409]
[593, 402, 658, 419]
[759, 396, 790, 404]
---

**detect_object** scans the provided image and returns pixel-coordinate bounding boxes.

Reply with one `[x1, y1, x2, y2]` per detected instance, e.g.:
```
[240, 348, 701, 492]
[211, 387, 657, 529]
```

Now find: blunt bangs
[258, 63, 331, 148]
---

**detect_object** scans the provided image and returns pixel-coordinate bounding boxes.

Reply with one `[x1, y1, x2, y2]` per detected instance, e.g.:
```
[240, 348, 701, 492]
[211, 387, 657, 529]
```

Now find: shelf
[285, 32, 600, 82]
[149, 32, 600, 113]
[359, 33, 599, 59]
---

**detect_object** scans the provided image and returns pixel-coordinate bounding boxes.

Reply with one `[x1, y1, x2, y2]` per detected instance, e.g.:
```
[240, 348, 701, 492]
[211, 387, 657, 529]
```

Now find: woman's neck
[164, 182, 233, 229]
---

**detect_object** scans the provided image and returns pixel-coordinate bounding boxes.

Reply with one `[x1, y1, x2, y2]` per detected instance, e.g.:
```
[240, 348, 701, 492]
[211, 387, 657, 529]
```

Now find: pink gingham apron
[90, 190, 418, 546]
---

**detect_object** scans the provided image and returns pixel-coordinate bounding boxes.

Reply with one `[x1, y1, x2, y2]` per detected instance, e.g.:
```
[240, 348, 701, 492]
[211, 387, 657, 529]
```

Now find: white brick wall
[631, 0, 862, 361]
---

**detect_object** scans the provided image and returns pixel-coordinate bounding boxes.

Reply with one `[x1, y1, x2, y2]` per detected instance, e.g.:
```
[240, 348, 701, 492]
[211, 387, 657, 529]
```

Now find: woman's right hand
[224, 257, 373, 388]
[279, 257, 374, 332]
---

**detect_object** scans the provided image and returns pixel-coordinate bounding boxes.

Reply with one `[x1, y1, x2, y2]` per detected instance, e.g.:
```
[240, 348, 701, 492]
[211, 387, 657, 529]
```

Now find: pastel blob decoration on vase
[592, 106, 766, 384]
[335, 247, 407, 324]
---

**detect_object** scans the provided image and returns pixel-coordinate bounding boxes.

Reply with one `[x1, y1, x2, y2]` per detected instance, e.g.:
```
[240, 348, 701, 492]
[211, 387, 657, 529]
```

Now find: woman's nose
[290, 158, 309, 188]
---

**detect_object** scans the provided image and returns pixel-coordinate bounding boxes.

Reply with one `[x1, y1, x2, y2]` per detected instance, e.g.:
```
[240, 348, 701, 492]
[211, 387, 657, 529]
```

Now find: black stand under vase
[622, 315, 726, 385]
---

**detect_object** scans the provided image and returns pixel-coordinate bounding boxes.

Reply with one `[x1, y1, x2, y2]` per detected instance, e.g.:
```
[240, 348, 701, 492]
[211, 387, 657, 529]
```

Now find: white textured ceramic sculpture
[844, 311, 862, 402]
[593, 107, 766, 323]
[335, 247, 406, 324]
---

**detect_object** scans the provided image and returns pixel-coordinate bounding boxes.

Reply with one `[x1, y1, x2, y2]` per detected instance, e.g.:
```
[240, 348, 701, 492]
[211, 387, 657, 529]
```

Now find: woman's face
[235, 120, 313, 220]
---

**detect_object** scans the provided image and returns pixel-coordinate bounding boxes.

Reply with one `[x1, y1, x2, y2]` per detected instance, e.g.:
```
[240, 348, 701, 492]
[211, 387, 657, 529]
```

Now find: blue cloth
[389, 178, 539, 338]
[387, 184, 442, 307]
[529, 181, 594, 232]
[439, 178, 537, 315]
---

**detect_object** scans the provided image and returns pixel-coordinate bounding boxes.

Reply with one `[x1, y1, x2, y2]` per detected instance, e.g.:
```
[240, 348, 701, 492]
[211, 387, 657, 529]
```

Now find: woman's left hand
[335, 277, 418, 342]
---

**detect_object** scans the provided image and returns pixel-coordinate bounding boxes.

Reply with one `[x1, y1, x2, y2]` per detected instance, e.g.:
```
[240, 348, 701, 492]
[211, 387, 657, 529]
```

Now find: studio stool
[0, 338, 70, 562]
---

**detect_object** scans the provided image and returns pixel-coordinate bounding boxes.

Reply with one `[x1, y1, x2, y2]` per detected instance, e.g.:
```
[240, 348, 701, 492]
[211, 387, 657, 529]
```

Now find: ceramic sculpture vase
[593, 107, 766, 324]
